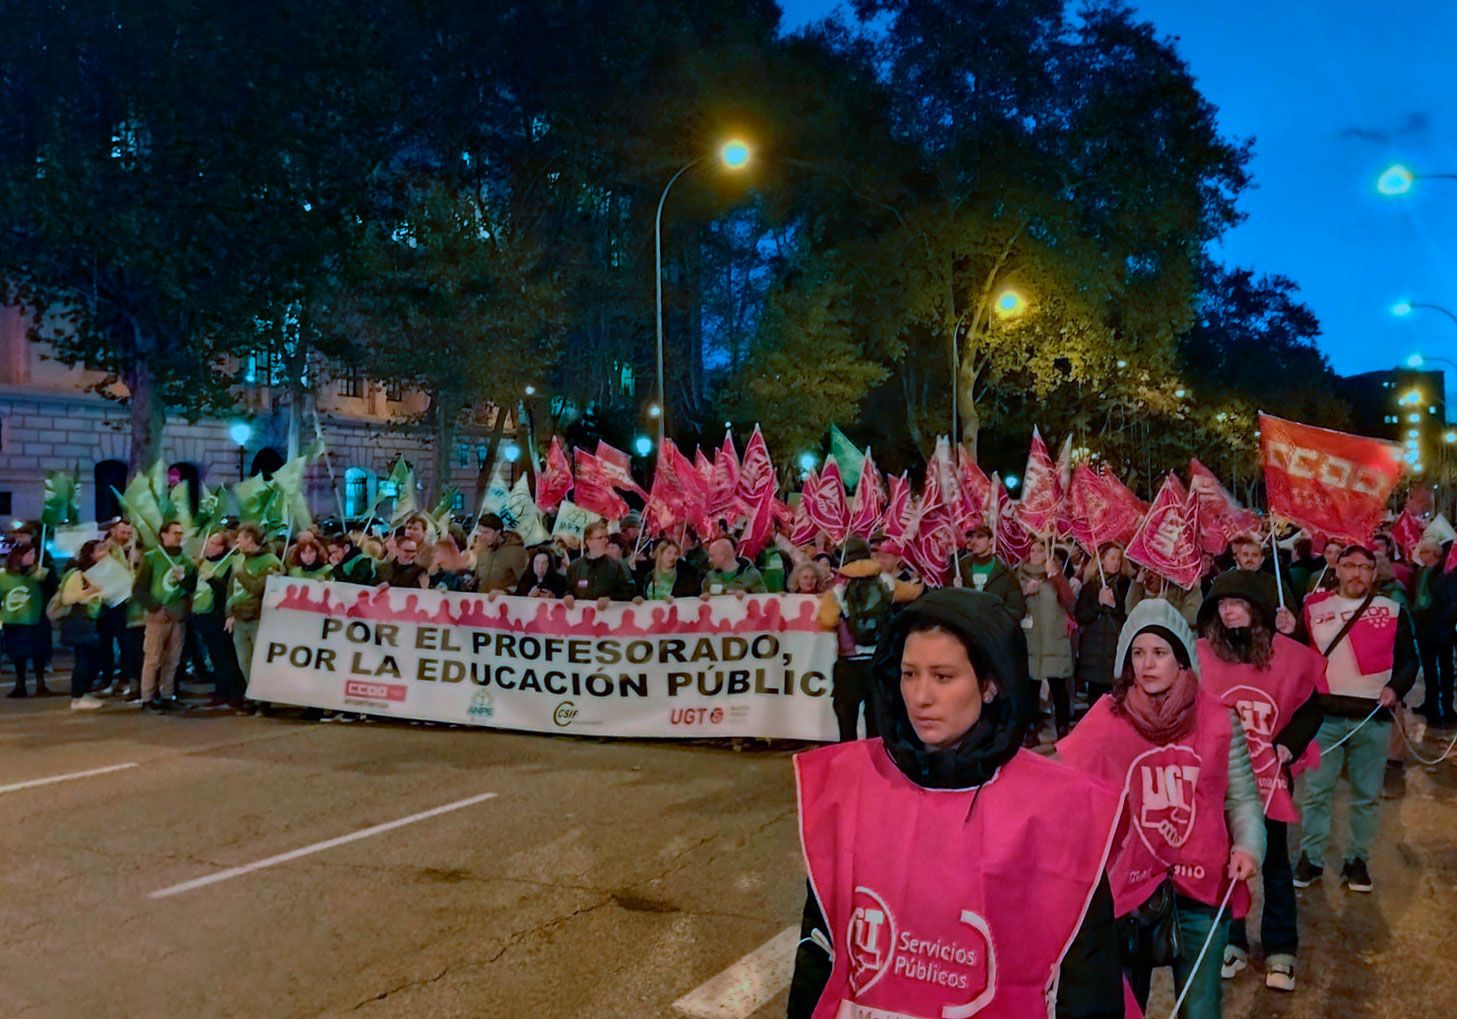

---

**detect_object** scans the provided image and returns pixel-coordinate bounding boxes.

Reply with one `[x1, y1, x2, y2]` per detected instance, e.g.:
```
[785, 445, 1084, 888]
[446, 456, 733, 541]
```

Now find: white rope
[1395, 712, 1457, 766]
[1323, 703, 1384, 753]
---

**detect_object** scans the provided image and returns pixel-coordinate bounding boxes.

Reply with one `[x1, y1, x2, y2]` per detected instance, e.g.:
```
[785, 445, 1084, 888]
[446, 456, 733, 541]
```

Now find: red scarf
[1115, 667, 1198, 745]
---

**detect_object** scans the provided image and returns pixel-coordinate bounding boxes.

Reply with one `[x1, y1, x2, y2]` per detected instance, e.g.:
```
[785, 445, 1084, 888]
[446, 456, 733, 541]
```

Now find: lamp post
[1377, 164, 1457, 196]
[229, 422, 252, 481]
[655, 139, 751, 447]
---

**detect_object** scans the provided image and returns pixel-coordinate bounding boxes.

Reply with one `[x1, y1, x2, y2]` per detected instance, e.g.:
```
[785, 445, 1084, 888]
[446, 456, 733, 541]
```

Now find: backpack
[843, 575, 893, 648]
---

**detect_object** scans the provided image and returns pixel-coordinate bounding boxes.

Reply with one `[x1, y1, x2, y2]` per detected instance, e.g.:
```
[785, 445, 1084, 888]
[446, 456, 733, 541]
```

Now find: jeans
[831, 658, 877, 742]
[68, 637, 102, 699]
[1418, 635, 1454, 721]
[1125, 896, 1228, 1019]
[232, 619, 260, 688]
[1229, 818, 1298, 958]
[1299, 716, 1390, 866]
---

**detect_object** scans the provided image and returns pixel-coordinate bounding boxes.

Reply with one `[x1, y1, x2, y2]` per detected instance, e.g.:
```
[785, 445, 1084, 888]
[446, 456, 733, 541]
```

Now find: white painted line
[148, 791, 499, 899]
[0, 762, 139, 795]
[673, 924, 799, 1018]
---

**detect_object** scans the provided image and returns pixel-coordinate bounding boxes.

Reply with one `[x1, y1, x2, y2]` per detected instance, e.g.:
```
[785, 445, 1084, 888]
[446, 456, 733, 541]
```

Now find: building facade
[0, 305, 515, 524]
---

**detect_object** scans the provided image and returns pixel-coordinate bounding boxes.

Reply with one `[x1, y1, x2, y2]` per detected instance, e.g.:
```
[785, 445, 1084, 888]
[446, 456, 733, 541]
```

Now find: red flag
[535, 436, 573, 512]
[993, 477, 1034, 566]
[1014, 427, 1061, 536]
[1186, 458, 1258, 555]
[790, 474, 819, 545]
[1125, 473, 1203, 590]
[848, 449, 887, 538]
[594, 440, 648, 499]
[693, 447, 714, 485]
[739, 486, 777, 559]
[572, 449, 628, 521]
[1391, 510, 1425, 560]
[956, 447, 993, 532]
[643, 439, 709, 538]
[735, 425, 775, 512]
[805, 457, 851, 544]
[1259, 413, 1404, 545]
[922, 437, 962, 521]
[708, 433, 742, 521]
[1067, 463, 1144, 554]
[1099, 467, 1149, 545]
[882, 472, 913, 541]
[902, 499, 958, 587]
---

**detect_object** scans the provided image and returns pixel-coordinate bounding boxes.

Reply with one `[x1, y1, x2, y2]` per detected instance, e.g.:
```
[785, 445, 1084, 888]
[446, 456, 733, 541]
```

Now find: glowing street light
[501, 441, 521, 463]
[798, 451, 818, 473]
[229, 421, 252, 480]
[647, 403, 662, 419]
[633, 435, 654, 458]
[1378, 164, 1415, 196]
[1445, 431, 1456, 444]
[1174, 388, 1187, 399]
[655, 138, 754, 447]
[524, 384, 536, 396]
[993, 289, 1027, 318]
[1004, 473, 1021, 490]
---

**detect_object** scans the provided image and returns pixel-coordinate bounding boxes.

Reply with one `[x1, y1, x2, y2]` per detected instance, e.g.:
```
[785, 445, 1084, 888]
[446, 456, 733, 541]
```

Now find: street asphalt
[2, 672, 1455, 1018]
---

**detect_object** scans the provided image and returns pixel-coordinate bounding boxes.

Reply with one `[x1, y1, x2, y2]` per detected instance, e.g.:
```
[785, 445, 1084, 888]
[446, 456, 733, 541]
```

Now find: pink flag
[708, 433, 742, 521]
[1067, 463, 1142, 554]
[1391, 510, 1425, 561]
[693, 447, 714, 486]
[902, 500, 958, 588]
[922, 437, 962, 521]
[594, 440, 648, 499]
[1014, 427, 1061, 536]
[882, 472, 913, 541]
[739, 486, 778, 559]
[993, 477, 1034, 565]
[643, 438, 709, 538]
[1187, 458, 1258, 555]
[1098, 467, 1149, 545]
[1125, 473, 1203, 590]
[956, 447, 993, 532]
[572, 449, 628, 521]
[735, 426, 776, 515]
[790, 474, 820, 545]
[805, 457, 851, 544]
[535, 436, 574, 512]
[848, 449, 887, 538]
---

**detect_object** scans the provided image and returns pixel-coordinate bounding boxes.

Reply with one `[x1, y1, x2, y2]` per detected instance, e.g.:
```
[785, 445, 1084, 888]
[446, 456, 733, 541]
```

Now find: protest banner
[246, 577, 840, 741]
[1259, 413, 1403, 544]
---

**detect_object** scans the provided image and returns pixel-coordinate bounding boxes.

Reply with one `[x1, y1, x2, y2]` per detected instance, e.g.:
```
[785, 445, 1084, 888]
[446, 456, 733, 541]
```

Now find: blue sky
[779, 0, 1457, 386]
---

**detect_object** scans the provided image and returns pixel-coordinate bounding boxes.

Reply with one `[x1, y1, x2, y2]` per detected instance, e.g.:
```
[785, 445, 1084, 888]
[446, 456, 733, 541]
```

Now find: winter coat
[1074, 573, 1131, 688]
[786, 590, 1125, 1019]
[638, 562, 702, 600]
[1124, 576, 1203, 628]
[565, 554, 636, 601]
[474, 532, 527, 593]
[954, 554, 1027, 622]
[701, 559, 767, 595]
[1017, 561, 1075, 680]
[514, 566, 568, 599]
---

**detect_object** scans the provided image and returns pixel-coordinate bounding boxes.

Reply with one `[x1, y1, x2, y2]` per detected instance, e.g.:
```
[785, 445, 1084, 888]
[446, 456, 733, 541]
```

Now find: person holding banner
[1195, 573, 1327, 993]
[637, 539, 699, 601]
[514, 548, 567, 599]
[1, 543, 59, 697]
[788, 589, 1127, 1018]
[285, 536, 333, 581]
[1058, 599, 1265, 1019]
[564, 521, 635, 603]
[326, 535, 377, 586]
[472, 513, 526, 593]
[1295, 544, 1418, 894]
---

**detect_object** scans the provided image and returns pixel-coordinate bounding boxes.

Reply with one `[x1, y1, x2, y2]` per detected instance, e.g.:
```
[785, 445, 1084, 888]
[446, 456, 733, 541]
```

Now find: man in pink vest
[788, 589, 1129, 1018]
[1296, 543, 1418, 893]
[1195, 572, 1327, 992]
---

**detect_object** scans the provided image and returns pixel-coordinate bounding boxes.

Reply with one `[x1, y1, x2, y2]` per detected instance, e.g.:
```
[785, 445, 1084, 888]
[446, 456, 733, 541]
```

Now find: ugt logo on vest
[1129, 745, 1202, 855]
[848, 886, 897, 997]
[1227, 684, 1279, 777]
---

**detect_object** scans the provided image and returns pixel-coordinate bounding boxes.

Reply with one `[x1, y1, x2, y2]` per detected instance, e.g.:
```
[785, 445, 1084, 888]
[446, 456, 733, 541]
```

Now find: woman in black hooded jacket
[786, 589, 1126, 1018]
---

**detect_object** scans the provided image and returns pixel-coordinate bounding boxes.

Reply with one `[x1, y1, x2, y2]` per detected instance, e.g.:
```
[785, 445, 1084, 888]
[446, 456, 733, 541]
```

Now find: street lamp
[501, 441, 521, 464]
[633, 435, 654, 458]
[798, 451, 818, 475]
[994, 289, 1027, 318]
[655, 139, 752, 447]
[1377, 163, 1457, 196]
[229, 422, 252, 480]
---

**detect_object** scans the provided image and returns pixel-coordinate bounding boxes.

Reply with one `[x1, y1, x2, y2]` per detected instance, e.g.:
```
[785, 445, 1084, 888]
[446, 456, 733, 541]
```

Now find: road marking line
[0, 762, 139, 795]
[148, 791, 499, 899]
[673, 924, 799, 1018]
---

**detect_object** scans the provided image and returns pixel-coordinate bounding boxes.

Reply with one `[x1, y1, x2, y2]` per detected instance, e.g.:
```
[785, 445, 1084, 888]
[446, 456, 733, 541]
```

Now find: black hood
[871, 589, 1032, 789]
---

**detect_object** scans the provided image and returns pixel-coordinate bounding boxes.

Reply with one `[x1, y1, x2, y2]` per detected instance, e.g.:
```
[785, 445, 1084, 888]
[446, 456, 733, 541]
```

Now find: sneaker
[1292, 854, 1323, 888]
[126, 697, 145, 707]
[1265, 955, 1296, 992]
[156, 697, 182, 712]
[1221, 945, 1247, 979]
[69, 696, 104, 711]
[1342, 858, 1374, 893]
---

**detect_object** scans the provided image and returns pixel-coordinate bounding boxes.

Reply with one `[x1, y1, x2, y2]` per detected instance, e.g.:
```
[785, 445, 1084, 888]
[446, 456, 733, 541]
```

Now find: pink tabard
[796, 740, 1125, 1019]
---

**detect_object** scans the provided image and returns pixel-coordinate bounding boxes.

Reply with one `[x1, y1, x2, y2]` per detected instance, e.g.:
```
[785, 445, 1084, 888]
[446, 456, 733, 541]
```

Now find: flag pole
[1269, 521, 1287, 611]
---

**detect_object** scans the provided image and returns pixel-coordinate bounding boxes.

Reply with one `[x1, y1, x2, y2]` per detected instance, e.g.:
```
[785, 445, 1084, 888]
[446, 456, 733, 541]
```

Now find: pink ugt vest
[1057, 692, 1243, 918]
[796, 740, 1126, 1019]
[1196, 635, 1328, 824]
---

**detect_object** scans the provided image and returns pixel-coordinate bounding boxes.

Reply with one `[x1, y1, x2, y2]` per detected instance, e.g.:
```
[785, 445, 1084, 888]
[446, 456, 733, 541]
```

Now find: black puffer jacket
[1075, 574, 1131, 689]
[786, 589, 1124, 1019]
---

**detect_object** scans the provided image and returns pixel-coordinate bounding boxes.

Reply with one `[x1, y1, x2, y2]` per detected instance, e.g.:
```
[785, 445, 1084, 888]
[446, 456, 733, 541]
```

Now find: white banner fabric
[247, 577, 840, 741]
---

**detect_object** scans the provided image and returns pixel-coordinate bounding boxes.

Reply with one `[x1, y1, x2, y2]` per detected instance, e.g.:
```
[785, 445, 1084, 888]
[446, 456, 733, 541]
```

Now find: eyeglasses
[1340, 562, 1375, 573]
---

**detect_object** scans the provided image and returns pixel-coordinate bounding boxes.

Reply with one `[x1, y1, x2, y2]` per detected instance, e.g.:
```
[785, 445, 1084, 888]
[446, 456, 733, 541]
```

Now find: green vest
[227, 552, 282, 613]
[145, 548, 192, 608]
[0, 570, 43, 626]
[288, 564, 333, 581]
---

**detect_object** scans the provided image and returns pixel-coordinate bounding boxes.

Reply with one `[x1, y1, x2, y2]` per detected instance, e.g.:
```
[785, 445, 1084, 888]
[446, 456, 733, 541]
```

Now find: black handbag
[1118, 876, 1182, 968]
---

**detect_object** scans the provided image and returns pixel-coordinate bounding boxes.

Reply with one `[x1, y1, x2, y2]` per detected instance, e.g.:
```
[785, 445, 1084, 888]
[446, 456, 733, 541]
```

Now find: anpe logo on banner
[468, 691, 495, 720]
[1128, 745, 1202, 857]
[344, 679, 406, 702]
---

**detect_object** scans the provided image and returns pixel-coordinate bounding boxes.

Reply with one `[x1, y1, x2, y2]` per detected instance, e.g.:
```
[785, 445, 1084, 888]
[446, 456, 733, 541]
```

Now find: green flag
[41, 468, 80, 527]
[385, 459, 418, 524]
[828, 425, 866, 492]
[117, 462, 172, 548]
[233, 472, 274, 527]
[431, 486, 459, 530]
[270, 453, 314, 533]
